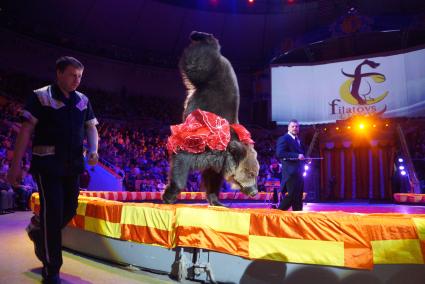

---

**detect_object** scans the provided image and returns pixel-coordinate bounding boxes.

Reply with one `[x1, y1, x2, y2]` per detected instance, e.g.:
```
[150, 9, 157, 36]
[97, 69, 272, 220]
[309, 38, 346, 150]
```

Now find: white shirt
[288, 132, 300, 145]
[287, 132, 296, 140]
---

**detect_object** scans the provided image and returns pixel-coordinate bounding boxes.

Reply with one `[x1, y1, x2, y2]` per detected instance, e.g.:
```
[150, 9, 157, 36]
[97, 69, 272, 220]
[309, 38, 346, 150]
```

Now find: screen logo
[330, 59, 388, 118]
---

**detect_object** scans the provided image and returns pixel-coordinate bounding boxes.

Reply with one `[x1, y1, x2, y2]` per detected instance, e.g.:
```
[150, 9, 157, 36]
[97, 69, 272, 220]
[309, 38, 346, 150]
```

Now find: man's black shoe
[26, 223, 44, 262]
[42, 271, 61, 284]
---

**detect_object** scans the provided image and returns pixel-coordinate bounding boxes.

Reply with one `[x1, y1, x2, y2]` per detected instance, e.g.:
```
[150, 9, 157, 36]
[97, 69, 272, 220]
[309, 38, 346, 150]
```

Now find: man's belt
[33, 145, 55, 156]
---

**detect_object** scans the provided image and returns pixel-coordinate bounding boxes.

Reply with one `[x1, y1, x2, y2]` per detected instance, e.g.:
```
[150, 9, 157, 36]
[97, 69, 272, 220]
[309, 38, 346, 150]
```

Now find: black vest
[28, 85, 92, 176]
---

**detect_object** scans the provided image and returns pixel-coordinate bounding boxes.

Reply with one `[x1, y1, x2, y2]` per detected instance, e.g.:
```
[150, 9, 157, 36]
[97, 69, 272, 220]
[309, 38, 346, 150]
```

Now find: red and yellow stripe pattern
[394, 193, 425, 204]
[29, 193, 425, 269]
[79, 191, 272, 201]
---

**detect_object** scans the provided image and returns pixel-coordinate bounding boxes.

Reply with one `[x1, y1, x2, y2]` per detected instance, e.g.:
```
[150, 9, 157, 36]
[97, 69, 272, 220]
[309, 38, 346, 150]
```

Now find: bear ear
[190, 31, 212, 42]
[228, 140, 247, 164]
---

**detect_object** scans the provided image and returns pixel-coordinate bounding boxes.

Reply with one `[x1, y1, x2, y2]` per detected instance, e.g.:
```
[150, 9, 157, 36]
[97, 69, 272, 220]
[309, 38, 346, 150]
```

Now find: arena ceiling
[1, 0, 425, 70]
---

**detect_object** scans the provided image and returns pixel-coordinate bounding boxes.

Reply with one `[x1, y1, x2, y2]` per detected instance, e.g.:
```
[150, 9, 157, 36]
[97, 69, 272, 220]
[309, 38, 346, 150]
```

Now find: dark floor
[0, 211, 193, 284]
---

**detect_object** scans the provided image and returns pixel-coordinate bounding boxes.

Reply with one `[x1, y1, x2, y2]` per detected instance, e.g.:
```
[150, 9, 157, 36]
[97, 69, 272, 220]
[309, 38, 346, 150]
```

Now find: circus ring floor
[30, 192, 425, 283]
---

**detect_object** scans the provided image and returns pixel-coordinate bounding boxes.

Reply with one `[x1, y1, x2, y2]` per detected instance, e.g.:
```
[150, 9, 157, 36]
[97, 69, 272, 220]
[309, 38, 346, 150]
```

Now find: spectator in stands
[0, 144, 7, 160]
[0, 158, 9, 175]
[220, 181, 232, 192]
[14, 167, 37, 210]
[7, 56, 99, 284]
[269, 158, 282, 179]
[1, 69, 294, 196]
[157, 179, 166, 192]
[0, 172, 15, 213]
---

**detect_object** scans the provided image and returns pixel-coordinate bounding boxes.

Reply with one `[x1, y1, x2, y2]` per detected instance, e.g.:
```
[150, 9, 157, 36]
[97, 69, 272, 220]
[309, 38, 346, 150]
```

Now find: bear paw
[162, 190, 178, 204]
[207, 193, 226, 207]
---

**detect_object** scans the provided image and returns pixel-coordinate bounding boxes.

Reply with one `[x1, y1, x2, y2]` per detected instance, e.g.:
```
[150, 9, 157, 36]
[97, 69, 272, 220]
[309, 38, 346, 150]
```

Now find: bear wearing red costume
[162, 31, 259, 206]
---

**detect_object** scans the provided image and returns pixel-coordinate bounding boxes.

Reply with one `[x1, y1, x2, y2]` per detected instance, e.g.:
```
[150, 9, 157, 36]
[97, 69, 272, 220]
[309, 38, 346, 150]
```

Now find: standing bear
[162, 31, 259, 206]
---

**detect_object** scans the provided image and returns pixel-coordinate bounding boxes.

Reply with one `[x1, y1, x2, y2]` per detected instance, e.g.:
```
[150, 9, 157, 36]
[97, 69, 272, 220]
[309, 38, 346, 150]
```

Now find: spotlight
[304, 165, 309, 171]
[401, 170, 407, 176]
[398, 158, 404, 163]
[373, 124, 376, 128]
[385, 123, 389, 127]
[336, 127, 339, 131]
[248, 0, 254, 3]
[399, 166, 405, 170]
[359, 123, 365, 129]
[347, 126, 351, 129]
[302, 172, 307, 177]
[347, 7, 358, 15]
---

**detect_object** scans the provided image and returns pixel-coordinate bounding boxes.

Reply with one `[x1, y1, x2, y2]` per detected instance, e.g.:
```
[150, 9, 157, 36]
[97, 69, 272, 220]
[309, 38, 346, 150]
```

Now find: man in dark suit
[275, 119, 305, 211]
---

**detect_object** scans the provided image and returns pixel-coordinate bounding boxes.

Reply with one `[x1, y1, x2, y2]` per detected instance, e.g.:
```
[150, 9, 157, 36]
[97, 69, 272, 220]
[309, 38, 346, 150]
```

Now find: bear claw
[162, 191, 178, 204]
[207, 194, 226, 207]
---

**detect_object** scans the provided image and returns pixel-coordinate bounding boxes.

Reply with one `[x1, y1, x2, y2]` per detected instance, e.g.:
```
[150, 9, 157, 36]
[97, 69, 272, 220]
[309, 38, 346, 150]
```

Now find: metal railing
[396, 123, 420, 193]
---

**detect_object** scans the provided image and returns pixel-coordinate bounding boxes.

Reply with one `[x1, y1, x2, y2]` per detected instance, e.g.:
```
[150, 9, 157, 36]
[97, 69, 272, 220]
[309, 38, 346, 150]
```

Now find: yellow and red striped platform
[30, 192, 425, 270]
[79, 190, 273, 201]
[394, 193, 425, 204]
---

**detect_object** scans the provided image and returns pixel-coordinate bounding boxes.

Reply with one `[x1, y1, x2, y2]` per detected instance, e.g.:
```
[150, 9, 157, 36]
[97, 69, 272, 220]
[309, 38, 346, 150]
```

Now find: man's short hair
[288, 119, 299, 124]
[56, 56, 84, 72]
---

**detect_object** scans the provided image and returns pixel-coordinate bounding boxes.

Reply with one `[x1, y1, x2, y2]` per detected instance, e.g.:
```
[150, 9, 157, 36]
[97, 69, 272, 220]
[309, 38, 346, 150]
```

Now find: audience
[10, 70, 423, 201]
[0, 172, 15, 213]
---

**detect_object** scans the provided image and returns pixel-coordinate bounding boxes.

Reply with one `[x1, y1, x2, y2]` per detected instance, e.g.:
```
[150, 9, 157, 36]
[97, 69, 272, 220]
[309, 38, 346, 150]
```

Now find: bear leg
[201, 169, 225, 207]
[163, 154, 191, 204]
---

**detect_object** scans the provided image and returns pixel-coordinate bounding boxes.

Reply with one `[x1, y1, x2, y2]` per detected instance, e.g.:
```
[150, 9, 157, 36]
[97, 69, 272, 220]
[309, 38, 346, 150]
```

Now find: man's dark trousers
[32, 174, 80, 276]
[278, 174, 304, 211]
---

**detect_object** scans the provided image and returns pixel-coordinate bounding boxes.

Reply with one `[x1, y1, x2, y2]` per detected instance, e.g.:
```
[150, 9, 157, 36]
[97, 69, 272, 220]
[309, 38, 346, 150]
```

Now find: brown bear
[162, 31, 259, 206]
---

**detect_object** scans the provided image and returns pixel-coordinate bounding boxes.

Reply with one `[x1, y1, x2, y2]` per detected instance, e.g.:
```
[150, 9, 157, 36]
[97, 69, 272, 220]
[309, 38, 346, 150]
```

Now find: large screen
[271, 48, 425, 125]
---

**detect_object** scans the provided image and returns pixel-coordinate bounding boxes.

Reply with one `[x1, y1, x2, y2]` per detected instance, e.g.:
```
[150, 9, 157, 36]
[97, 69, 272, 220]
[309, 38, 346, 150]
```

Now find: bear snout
[240, 185, 258, 197]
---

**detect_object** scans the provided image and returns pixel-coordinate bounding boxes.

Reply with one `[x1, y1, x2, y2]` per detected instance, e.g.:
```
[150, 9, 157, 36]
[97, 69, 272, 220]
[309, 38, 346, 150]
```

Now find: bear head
[224, 140, 259, 197]
[189, 31, 220, 50]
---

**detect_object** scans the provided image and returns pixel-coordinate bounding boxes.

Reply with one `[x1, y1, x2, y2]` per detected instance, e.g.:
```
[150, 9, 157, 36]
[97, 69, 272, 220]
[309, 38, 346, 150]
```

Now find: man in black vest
[8, 56, 99, 283]
[275, 119, 305, 211]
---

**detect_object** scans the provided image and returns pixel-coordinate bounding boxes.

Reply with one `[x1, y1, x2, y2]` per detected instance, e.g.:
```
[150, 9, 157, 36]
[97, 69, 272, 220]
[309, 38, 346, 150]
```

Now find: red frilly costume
[167, 109, 254, 154]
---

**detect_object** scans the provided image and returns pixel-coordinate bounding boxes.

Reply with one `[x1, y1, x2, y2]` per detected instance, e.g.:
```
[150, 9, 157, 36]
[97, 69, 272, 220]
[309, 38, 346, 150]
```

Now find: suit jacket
[275, 133, 305, 185]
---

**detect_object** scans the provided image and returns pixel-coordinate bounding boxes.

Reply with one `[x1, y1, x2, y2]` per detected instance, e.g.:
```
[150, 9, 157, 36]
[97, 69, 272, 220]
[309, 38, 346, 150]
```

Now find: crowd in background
[0, 98, 37, 213]
[0, 70, 182, 124]
[98, 122, 286, 193]
[2, 70, 425, 212]
[0, 71, 289, 213]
